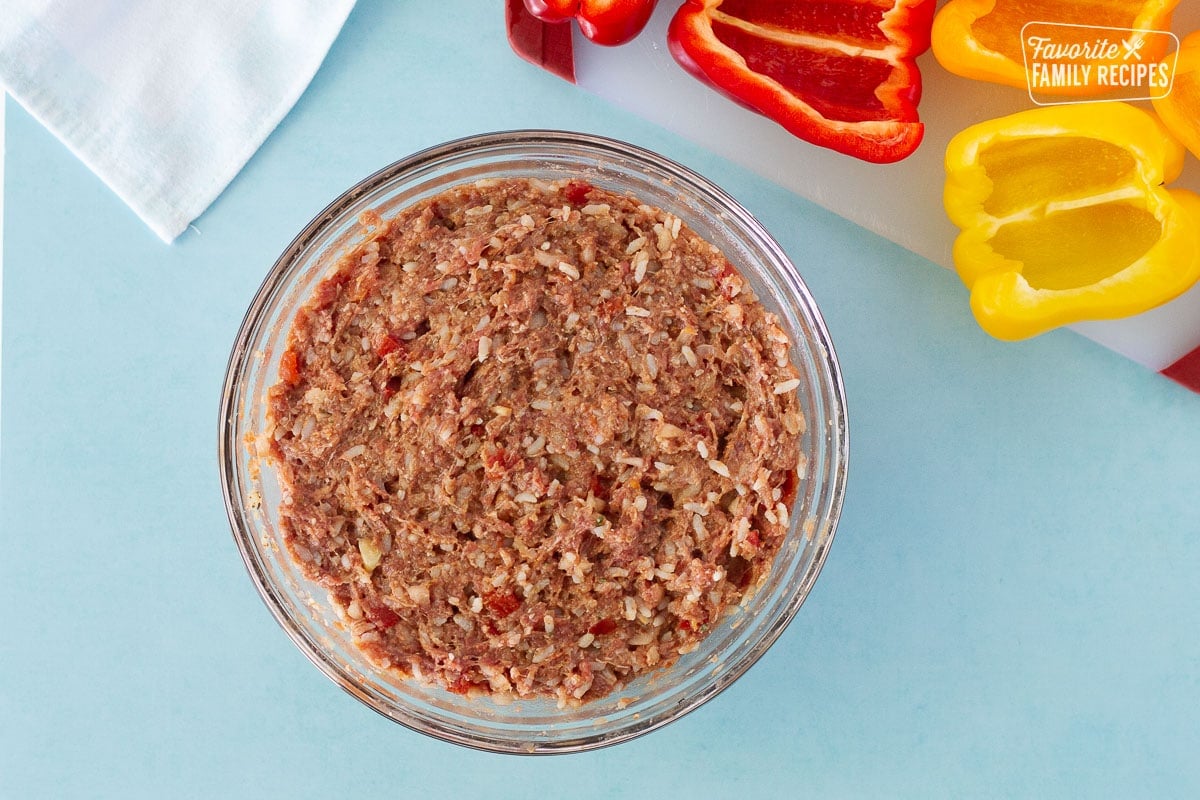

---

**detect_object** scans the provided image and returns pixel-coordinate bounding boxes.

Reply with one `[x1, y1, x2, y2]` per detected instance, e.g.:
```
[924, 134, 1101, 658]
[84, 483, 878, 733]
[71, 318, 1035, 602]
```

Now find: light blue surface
[3, 2, 1199, 797]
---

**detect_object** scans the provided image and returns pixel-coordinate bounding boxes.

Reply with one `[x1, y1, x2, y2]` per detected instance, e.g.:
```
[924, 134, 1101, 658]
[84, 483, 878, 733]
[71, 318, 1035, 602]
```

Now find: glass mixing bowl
[219, 130, 848, 754]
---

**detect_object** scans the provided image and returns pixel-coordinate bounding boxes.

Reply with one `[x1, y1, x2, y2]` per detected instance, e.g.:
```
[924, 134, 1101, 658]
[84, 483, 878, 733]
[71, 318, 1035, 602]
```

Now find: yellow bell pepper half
[944, 102, 1200, 341]
[1152, 30, 1200, 159]
[932, 0, 1179, 93]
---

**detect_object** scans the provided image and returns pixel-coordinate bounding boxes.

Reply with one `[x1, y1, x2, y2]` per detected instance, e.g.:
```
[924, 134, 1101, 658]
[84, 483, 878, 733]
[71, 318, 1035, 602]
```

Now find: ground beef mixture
[266, 177, 806, 706]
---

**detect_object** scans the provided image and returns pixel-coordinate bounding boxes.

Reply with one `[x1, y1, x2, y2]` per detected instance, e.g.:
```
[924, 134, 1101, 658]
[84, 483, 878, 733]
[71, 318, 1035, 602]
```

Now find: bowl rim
[219, 129, 849, 754]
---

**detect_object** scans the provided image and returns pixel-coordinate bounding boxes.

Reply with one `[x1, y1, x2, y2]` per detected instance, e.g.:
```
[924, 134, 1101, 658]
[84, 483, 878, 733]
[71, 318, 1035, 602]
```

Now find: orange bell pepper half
[667, 0, 935, 163]
[1153, 30, 1200, 159]
[944, 103, 1200, 340]
[523, 0, 659, 46]
[932, 0, 1179, 93]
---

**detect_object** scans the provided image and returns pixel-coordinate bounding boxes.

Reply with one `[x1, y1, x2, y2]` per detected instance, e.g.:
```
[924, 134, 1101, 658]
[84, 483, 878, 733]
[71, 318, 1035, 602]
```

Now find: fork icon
[1122, 36, 1144, 61]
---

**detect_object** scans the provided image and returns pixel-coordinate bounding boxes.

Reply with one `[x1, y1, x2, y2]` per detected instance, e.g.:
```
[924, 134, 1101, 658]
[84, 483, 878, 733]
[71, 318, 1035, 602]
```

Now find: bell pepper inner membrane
[978, 137, 1138, 218]
[988, 201, 1161, 290]
[712, 20, 893, 122]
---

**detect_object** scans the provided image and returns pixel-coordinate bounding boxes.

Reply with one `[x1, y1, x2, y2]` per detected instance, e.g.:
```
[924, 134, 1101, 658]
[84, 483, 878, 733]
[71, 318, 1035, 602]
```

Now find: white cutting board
[568, 2, 1200, 372]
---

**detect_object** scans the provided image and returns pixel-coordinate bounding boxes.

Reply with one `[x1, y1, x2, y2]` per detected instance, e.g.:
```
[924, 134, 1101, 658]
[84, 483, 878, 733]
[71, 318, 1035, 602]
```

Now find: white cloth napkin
[0, 0, 356, 242]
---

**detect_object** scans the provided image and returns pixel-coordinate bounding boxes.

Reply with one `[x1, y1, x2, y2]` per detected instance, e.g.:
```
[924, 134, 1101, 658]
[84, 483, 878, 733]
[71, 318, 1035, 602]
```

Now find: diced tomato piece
[678, 619, 693, 632]
[595, 296, 623, 321]
[709, 260, 736, 281]
[484, 447, 518, 471]
[589, 473, 611, 502]
[279, 350, 302, 386]
[564, 180, 593, 205]
[374, 333, 404, 359]
[710, 260, 739, 301]
[446, 675, 475, 695]
[589, 618, 617, 636]
[484, 590, 522, 618]
[780, 468, 799, 507]
[366, 603, 401, 631]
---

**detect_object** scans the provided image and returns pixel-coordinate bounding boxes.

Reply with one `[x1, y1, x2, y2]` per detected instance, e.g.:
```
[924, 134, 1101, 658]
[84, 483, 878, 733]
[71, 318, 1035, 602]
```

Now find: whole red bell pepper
[667, 0, 935, 163]
[523, 0, 659, 46]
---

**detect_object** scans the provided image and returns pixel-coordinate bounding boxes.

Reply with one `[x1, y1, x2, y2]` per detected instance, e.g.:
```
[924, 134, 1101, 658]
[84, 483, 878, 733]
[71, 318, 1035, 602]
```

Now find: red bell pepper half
[667, 0, 935, 163]
[523, 0, 659, 46]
